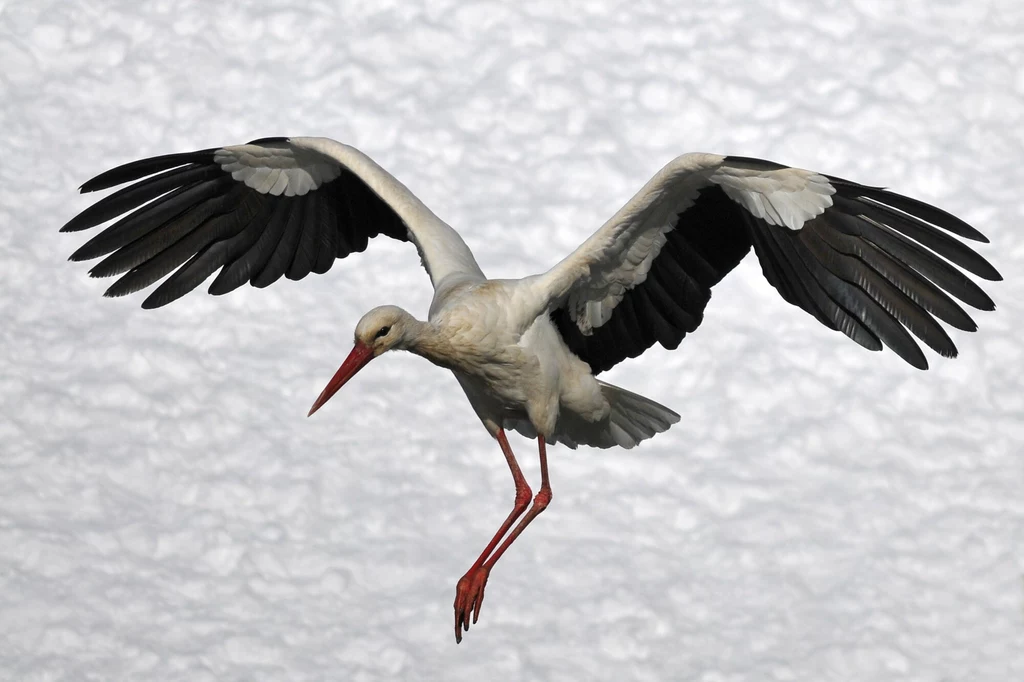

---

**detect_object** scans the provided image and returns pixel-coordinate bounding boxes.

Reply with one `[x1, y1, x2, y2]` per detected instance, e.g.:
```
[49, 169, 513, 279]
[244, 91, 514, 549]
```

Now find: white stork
[61, 136, 1000, 642]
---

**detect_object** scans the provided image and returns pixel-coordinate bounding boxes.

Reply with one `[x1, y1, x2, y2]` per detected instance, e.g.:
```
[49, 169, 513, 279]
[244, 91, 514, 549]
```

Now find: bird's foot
[453, 565, 491, 643]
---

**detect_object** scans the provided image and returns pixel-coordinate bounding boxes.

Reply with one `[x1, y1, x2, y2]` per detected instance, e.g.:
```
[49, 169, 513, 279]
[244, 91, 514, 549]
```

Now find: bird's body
[61, 135, 1001, 642]
[428, 282, 588, 441]
[348, 278, 675, 451]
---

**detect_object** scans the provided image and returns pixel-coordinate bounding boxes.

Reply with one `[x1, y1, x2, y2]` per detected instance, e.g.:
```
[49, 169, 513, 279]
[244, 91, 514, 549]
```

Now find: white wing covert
[541, 154, 1000, 372]
[62, 137, 484, 308]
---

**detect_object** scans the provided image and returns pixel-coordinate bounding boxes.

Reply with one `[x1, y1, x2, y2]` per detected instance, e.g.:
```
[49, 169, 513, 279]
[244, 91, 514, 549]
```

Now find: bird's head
[353, 305, 414, 355]
[307, 305, 414, 417]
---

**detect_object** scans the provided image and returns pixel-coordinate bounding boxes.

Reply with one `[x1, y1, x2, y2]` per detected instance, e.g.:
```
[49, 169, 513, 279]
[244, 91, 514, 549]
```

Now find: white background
[1, 1, 1022, 680]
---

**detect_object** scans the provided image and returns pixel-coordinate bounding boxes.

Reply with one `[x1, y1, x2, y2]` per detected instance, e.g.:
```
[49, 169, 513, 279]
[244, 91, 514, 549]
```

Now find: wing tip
[87, 264, 108, 278]
[68, 246, 95, 263]
[80, 174, 120, 194]
[140, 293, 165, 310]
[905, 349, 930, 370]
[60, 217, 85, 232]
[102, 286, 128, 300]
[971, 259, 1002, 282]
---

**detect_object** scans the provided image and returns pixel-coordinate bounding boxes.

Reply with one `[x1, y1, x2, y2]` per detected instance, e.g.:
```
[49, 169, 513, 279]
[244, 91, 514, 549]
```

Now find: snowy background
[2, 0, 1023, 680]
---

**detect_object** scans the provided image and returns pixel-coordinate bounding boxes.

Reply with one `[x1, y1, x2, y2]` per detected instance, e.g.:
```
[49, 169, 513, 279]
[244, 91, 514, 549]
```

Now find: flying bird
[61, 136, 1001, 642]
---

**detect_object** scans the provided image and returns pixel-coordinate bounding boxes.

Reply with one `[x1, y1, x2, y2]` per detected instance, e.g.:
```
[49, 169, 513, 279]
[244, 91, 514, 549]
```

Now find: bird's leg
[480, 435, 552, 570]
[453, 433, 553, 643]
[454, 428, 533, 643]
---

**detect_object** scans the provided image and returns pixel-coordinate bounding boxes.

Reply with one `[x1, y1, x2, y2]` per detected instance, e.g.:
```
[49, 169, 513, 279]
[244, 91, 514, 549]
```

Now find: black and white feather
[541, 153, 1000, 371]
[61, 136, 483, 308]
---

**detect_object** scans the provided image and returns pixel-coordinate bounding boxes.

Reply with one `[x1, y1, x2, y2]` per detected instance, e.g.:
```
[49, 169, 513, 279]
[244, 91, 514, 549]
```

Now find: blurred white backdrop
[1, 1, 1022, 680]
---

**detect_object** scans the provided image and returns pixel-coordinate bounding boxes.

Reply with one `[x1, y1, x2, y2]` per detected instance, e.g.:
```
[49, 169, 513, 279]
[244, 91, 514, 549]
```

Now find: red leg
[454, 429, 532, 642]
[453, 434, 553, 643]
[481, 435, 552, 570]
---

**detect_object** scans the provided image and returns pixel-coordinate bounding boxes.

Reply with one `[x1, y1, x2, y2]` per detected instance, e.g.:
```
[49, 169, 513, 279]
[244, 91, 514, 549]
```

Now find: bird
[60, 136, 1001, 642]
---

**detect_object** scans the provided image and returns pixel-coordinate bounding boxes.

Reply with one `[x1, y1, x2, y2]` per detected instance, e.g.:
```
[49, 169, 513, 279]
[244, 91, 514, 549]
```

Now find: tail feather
[508, 382, 679, 449]
[598, 381, 680, 449]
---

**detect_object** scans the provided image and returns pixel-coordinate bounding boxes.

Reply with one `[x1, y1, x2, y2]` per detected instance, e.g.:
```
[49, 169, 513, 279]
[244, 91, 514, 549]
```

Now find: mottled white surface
[2, 1, 1023, 680]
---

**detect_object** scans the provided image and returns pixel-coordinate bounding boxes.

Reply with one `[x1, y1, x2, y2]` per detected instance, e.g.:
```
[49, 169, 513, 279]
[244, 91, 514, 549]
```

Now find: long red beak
[307, 342, 375, 417]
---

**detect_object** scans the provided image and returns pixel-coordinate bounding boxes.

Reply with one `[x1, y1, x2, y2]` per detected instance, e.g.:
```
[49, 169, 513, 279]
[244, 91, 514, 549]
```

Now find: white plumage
[61, 135, 1000, 642]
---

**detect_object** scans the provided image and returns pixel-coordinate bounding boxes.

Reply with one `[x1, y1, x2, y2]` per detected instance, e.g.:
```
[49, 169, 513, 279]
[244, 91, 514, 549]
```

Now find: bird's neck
[403, 319, 459, 370]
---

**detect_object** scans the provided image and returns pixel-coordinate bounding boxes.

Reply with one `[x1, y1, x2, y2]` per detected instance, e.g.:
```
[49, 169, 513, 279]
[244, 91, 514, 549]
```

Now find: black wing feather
[754, 218, 837, 329]
[287, 189, 321, 281]
[329, 175, 357, 255]
[828, 205, 994, 310]
[553, 186, 753, 374]
[207, 196, 278, 295]
[313, 191, 340, 275]
[645, 266, 699, 333]
[88, 179, 243, 278]
[103, 195, 257, 299]
[784, 228, 929, 366]
[62, 141, 412, 307]
[801, 228, 956, 358]
[553, 165, 998, 373]
[760, 221, 885, 354]
[79, 149, 217, 193]
[233, 198, 294, 286]
[830, 178, 988, 243]
[851, 197, 999, 279]
[70, 179, 220, 262]
[251, 196, 306, 288]
[62, 164, 221, 233]
[812, 216, 977, 331]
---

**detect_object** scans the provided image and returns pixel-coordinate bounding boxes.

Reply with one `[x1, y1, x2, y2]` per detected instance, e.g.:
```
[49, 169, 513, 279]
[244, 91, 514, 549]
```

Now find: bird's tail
[596, 381, 680, 449]
[508, 381, 679, 450]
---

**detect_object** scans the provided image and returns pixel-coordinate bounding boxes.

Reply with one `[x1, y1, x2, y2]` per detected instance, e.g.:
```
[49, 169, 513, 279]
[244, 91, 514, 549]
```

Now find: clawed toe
[453, 566, 491, 643]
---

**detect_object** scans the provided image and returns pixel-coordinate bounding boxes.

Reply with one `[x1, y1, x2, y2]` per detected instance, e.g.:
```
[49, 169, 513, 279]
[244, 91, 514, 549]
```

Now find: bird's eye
[375, 326, 391, 339]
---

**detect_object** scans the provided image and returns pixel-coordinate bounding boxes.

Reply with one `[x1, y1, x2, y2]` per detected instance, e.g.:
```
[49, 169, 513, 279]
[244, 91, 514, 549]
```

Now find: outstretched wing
[61, 136, 484, 308]
[539, 153, 1000, 372]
